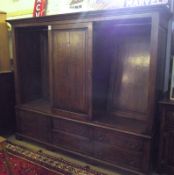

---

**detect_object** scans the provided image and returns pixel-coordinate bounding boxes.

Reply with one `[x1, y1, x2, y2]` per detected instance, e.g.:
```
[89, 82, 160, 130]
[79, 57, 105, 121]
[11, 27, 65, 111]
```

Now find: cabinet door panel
[50, 23, 92, 119]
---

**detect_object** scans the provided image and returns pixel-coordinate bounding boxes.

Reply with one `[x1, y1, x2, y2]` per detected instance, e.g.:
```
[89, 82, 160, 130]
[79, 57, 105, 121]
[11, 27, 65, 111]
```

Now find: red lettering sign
[33, 0, 47, 17]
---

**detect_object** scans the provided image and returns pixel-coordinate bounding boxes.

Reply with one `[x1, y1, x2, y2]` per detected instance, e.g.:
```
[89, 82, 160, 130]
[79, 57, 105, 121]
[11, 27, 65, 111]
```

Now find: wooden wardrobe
[8, 5, 171, 175]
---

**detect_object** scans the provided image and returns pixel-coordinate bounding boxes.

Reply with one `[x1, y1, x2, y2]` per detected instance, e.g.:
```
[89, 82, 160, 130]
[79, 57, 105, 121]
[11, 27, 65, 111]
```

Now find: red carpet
[0, 142, 106, 175]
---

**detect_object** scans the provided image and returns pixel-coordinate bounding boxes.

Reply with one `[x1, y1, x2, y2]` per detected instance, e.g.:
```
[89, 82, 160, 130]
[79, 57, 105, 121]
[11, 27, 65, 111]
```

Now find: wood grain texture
[51, 23, 92, 119]
[52, 30, 86, 112]
[108, 26, 150, 121]
[16, 109, 51, 142]
[158, 102, 174, 175]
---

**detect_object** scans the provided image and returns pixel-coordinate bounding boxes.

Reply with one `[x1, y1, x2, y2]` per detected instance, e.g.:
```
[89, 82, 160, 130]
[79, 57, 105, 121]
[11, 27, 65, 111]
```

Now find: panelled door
[49, 23, 92, 120]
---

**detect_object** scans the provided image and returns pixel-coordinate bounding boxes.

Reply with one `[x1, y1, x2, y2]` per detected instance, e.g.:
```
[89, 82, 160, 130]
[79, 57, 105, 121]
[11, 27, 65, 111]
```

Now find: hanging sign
[70, 0, 84, 9]
[87, 0, 170, 11]
[47, 0, 170, 16]
[33, 0, 47, 17]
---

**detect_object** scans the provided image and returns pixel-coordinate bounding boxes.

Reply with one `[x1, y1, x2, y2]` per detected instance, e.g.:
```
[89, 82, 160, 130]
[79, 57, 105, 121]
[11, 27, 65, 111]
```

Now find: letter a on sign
[33, 0, 47, 17]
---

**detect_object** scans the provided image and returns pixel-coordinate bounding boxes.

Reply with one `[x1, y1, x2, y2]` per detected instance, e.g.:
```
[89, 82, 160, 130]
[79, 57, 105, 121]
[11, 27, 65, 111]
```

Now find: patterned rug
[0, 142, 106, 175]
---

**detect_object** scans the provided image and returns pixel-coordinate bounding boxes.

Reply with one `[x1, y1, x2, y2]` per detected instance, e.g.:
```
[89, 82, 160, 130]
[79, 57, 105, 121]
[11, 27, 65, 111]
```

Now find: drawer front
[165, 131, 174, 166]
[93, 141, 142, 171]
[16, 109, 51, 142]
[52, 130, 93, 156]
[52, 118, 91, 138]
[166, 111, 174, 130]
[93, 127, 144, 152]
[16, 110, 37, 136]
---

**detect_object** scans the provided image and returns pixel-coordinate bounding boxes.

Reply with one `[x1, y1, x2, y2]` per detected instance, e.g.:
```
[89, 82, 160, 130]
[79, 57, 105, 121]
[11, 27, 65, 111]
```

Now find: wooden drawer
[52, 130, 93, 156]
[93, 127, 144, 152]
[93, 141, 143, 171]
[166, 111, 174, 130]
[16, 109, 51, 142]
[159, 103, 174, 175]
[52, 118, 91, 138]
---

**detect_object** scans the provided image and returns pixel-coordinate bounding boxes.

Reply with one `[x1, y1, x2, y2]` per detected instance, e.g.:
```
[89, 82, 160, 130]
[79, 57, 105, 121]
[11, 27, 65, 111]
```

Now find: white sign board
[46, 0, 170, 15]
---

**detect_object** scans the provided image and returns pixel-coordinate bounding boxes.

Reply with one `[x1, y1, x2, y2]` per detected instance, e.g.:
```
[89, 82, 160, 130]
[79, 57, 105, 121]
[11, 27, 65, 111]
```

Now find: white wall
[0, 0, 35, 18]
[0, 0, 34, 13]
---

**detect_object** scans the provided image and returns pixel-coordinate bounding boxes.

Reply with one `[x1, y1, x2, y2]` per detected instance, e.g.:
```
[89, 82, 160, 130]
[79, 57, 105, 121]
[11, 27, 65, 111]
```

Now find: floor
[7, 135, 121, 175]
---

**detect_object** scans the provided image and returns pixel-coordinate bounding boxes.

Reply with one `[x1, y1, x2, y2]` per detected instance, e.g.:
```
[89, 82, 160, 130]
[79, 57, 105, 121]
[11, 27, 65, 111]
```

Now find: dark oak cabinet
[8, 5, 171, 175]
